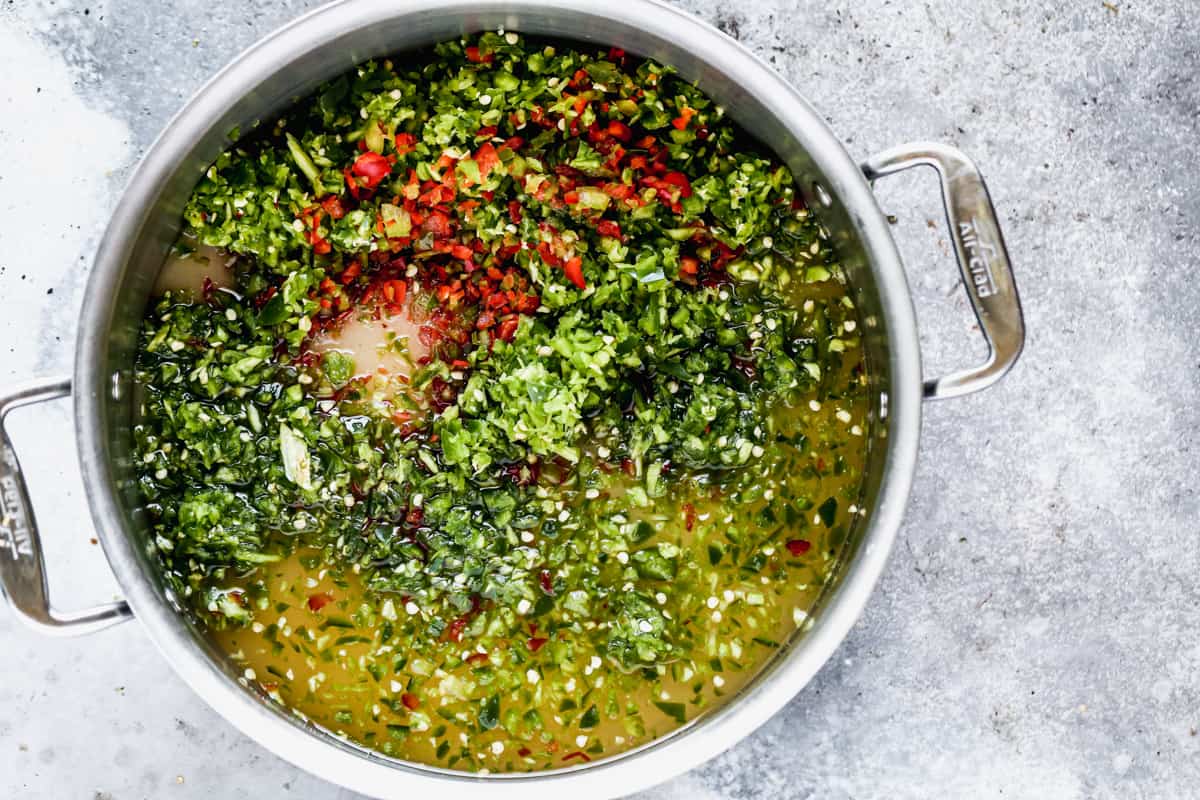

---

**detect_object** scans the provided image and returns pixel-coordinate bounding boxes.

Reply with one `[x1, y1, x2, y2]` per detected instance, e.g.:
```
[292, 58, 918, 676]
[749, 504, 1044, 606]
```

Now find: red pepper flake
[682, 502, 696, 532]
[562, 751, 591, 763]
[563, 256, 586, 290]
[527, 636, 549, 652]
[401, 692, 420, 710]
[306, 592, 334, 612]
[445, 616, 468, 643]
[785, 539, 812, 556]
[517, 747, 532, 758]
[538, 569, 555, 595]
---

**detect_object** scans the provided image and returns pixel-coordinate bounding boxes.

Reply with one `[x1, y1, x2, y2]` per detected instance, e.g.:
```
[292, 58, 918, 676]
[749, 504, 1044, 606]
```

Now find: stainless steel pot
[0, 1, 1024, 797]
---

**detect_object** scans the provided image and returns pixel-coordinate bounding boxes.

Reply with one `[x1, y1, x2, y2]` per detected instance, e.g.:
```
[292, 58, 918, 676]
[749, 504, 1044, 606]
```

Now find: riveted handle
[0, 377, 132, 635]
[862, 142, 1025, 399]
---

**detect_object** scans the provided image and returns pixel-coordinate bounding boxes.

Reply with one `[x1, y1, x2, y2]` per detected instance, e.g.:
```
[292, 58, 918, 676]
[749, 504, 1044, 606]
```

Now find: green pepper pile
[134, 33, 858, 675]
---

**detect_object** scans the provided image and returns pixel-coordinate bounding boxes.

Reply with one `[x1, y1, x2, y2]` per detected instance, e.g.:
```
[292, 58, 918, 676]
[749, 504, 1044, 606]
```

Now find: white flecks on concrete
[0, 19, 130, 383]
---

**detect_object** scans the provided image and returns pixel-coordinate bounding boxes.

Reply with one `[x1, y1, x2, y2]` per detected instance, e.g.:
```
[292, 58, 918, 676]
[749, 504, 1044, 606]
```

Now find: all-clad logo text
[0, 473, 33, 561]
[959, 218, 998, 298]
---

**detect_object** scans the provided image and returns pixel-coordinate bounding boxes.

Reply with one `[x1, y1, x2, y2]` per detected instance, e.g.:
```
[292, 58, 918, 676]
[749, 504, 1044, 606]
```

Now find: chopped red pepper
[401, 692, 420, 710]
[595, 219, 622, 239]
[562, 751, 591, 763]
[496, 316, 520, 342]
[563, 256, 586, 290]
[536, 240, 561, 268]
[607, 120, 633, 142]
[320, 194, 348, 220]
[465, 45, 494, 64]
[661, 171, 693, 197]
[394, 132, 417, 155]
[672, 106, 696, 130]
[475, 142, 500, 178]
[352, 151, 393, 189]
[422, 211, 452, 237]
[527, 636, 549, 652]
[381, 279, 408, 308]
[682, 502, 696, 532]
[602, 182, 635, 201]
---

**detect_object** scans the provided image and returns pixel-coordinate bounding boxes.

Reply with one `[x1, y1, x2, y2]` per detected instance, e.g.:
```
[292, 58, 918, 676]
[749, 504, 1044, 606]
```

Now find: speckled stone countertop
[1, 2, 1196, 798]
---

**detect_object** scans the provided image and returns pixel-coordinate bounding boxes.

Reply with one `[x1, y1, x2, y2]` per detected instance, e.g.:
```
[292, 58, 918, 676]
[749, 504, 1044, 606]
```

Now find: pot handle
[0, 377, 132, 635]
[861, 142, 1025, 400]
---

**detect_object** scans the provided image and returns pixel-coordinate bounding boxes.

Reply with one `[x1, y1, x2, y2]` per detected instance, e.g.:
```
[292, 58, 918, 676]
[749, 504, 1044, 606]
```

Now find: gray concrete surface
[1, 1, 1197, 798]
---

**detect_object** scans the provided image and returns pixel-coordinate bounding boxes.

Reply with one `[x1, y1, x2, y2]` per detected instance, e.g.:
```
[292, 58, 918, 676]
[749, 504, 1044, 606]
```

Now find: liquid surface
[311, 302, 429, 384]
[154, 241, 235, 297]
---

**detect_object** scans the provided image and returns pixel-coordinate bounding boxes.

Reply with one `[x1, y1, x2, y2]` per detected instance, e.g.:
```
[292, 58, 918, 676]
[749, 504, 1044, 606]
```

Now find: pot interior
[81, 0, 911, 789]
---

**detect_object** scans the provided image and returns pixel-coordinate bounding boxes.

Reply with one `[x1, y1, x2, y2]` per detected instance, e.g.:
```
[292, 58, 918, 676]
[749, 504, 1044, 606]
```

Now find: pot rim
[75, 1, 922, 797]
